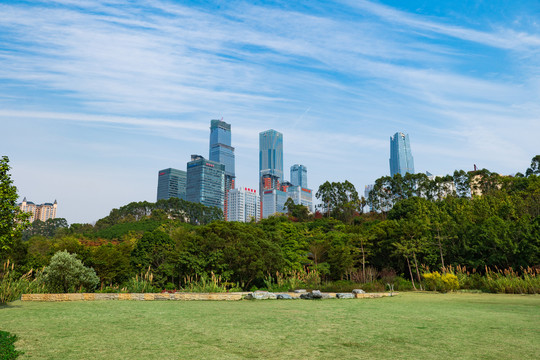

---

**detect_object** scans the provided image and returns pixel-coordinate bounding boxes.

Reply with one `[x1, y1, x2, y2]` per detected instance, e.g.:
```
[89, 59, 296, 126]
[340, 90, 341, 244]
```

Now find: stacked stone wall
[21, 292, 396, 302]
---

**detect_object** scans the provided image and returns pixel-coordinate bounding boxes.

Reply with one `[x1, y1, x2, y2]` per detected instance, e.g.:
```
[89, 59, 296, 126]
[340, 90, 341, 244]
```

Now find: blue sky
[1, 0, 539, 224]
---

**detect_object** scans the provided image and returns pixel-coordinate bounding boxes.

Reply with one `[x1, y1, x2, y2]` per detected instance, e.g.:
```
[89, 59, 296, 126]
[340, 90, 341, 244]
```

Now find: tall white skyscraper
[227, 187, 260, 222]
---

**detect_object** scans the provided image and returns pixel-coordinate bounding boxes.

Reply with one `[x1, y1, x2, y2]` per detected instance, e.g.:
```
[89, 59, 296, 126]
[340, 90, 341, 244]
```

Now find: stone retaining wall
[20, 292, 396, 302]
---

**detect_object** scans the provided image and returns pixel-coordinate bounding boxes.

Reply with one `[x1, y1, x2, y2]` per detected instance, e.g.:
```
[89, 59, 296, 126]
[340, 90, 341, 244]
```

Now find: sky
[1, 0, 539, 224]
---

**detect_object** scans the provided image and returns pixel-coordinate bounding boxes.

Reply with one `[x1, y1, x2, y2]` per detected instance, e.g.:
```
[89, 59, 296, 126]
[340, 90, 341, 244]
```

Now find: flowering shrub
[423, 272, 459, 292]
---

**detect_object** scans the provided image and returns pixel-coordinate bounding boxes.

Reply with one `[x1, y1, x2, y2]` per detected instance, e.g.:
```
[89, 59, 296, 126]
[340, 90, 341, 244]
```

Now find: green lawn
[1, 292, 539, 359]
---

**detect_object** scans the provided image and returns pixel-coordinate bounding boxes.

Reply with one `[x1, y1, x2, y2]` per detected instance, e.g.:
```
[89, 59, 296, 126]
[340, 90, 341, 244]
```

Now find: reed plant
[442, 265, 539, 294]
[121, 267, 158, 293]
[263, 268, 323, 292]
[0, 260, 47, 304]
[179, 272, 242, 293]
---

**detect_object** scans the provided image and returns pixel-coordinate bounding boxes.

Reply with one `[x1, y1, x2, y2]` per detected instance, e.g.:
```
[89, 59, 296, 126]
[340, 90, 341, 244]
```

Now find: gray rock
[248, 291, 277, 300]
[293, 289, 307, 293]
[336, 293, 355, 299]
[312, 290, 323, 299]
[300, 292, 313, 299]
[352, 289, 366, 294]
[277, 294, 293, 300]
[321, 293, 335, 299]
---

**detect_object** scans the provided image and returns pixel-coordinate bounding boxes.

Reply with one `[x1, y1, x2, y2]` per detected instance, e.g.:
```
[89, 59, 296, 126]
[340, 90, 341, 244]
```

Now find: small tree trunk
[406, 255, 416, 290]
[437, 228, 445, 270]
[361, 241, 366, 283]
[412, 252, 422, 290]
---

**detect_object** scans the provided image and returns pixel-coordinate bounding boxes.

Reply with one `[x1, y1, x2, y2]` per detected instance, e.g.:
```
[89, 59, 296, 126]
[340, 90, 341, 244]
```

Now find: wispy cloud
[1, 0, 538, 222]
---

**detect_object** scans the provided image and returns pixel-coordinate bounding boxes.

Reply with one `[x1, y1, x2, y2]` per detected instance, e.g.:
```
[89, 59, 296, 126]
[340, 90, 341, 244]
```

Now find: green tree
[316, 181, 363, 223]
[43, 250, 99, 293]
[526, 155, 540, 176]
[22, 218, 68, 240]
[0, 156, 30, 252]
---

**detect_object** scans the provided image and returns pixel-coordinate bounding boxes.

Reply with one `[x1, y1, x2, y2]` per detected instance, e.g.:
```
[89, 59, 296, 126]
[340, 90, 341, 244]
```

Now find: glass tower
[157, 168, 187, 201]
[209, 119, 235, 179]
[389, 132, 414, 177]
[209, 119, 235, 219]
[259, 129, 283, 194]
[290, 164, 307, 188]
[186, 155, 225, 210]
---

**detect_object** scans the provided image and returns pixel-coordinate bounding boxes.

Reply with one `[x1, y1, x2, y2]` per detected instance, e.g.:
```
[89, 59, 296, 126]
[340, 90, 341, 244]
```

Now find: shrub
[392, 276, 414, 291]
[423, 272, 459, 292]
[0, 330, 24, 359]
[43, 251, 99, 293]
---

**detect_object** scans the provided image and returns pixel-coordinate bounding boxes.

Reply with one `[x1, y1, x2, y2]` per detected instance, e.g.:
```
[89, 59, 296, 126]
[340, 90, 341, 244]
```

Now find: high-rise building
[186, 155, 225, 210]
[259, 129, 283, 194]
[156, 168, 187, 201]
[290, 164, 307, 188]
[18, 198, 57, 223]
[389, 132, 414, 177]
[209, 119, 235, 219]
[364, 184, 374, 212]
[228, 187, 260, 222]
[261, 189, 288, 219]
[286, 185, 313, 213]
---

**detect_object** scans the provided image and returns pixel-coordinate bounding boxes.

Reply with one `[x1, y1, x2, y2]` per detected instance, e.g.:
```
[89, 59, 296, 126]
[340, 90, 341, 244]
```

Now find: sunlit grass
[1, 292, 539, 359]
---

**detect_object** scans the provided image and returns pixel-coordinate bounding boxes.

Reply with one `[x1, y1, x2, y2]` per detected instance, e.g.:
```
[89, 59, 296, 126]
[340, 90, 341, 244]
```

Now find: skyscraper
[259, 129, 283, 194]
[389, 132, 414, 177]
[186, 155, 225, 210]
[209, 119, 235, 218]
[209, 119, 235, 181]
[290, 164, 307, 188]
[156, 168, 187, 201]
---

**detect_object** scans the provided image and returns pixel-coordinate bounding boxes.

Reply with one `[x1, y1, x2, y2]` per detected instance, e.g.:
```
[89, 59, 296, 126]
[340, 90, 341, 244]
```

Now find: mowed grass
[1, 292, 539, 359]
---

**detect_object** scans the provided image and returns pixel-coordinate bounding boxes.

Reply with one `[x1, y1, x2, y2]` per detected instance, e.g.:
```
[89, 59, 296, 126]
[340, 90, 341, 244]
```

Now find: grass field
[1, 292, 539, 359]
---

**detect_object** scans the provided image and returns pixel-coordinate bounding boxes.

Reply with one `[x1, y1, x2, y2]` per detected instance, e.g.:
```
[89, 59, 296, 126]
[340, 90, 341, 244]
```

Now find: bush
[423, 272, 459, 292]
[392, 276, 414, 291]
[43, 251, 99, 293]
[0, 331, 23, 359]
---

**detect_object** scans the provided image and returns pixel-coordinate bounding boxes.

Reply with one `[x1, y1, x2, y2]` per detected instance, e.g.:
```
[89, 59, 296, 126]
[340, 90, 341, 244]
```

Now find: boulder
[246, 291, 277, 300]
[336, 293, 355, 299]
[277, 294, 293, 300]
[352, 289, 366, 294]
[312, 290, 323, 299]
[300, 292, 313, 299]
[293, 289, 307, 293]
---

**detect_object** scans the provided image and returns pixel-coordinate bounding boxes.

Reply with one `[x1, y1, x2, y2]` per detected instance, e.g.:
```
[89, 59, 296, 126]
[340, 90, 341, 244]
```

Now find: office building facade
[209, 119, 235, 219]
[286, 185, 314, 213]
[228, 187, 260, 222]
[259, 129, 283, 194]
[290, 164, 307, 188]
[389, 132, 414, 177]
[156, 168, 187, 201]
[261, 189, 288, 219]
[186, 155, 225, 210]
[18, 198, 57, 223]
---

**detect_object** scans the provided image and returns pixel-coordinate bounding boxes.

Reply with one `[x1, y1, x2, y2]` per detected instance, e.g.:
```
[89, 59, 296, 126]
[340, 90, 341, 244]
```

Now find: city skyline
[2, 0, 539, 223]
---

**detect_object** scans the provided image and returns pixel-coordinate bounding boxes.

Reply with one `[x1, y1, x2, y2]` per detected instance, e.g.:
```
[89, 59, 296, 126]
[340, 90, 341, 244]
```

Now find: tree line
[1, 155, 539, 291]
